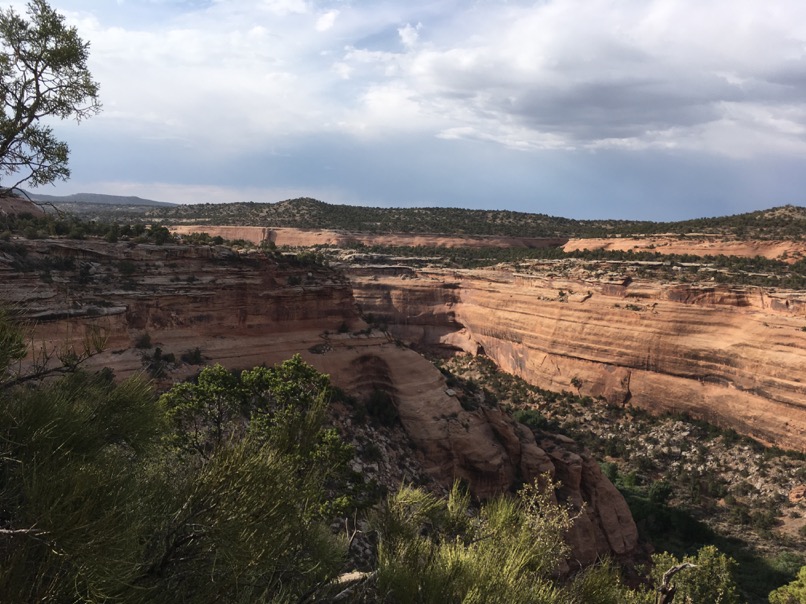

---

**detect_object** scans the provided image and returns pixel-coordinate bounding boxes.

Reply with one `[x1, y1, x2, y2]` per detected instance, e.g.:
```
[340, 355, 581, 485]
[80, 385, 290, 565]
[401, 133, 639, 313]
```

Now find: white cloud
[366, 0, 806, 157]
[398, 22, 421, 48]
[257, 0, 309, 16]
[49, 0, 806, 170]
[315, 9, 338, 32]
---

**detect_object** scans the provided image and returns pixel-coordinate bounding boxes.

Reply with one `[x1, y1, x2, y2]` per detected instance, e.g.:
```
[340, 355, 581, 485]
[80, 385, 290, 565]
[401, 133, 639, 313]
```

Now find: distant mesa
[24, 191, 175, 207]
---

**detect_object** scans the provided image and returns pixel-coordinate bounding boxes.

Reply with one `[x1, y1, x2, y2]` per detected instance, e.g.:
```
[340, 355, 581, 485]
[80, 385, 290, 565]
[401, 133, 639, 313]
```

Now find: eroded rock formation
[170, 225, 567, 250]
[351, 267, 806, 452]
[564, 236, 806, 262]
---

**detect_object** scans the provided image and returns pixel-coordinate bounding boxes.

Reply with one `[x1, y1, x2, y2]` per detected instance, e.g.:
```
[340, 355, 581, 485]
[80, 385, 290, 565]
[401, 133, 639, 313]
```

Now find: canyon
[0, 237, 639, 566]
[351, 265, 806, 451]
[6, 225, 806, 570]
[166, 225, 806, 451]
[171, 224, 806, 261]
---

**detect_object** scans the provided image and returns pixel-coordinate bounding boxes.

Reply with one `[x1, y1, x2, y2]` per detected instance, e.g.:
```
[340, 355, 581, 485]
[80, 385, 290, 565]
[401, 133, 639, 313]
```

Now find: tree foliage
[0, 0, 100, 193]
[0, 309, 769, 603]
[769, 565, 806, 604]
[371, 480, 634, 604]
[649, 546, 740, 604]
[0, 310, 350, 602]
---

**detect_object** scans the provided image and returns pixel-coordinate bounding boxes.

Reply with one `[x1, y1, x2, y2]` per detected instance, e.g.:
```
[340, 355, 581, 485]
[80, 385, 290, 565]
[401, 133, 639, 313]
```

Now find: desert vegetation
[320, 241, 806, 288]
[3, 3, 804, 601]
[32, 196, 806, 240]
[435, 354, 806, 603]
[1, 308, 757, 603]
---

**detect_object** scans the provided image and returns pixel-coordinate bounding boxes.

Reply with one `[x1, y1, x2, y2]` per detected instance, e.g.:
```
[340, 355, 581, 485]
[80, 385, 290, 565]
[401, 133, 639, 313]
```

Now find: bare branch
[656, 562, 697, 604]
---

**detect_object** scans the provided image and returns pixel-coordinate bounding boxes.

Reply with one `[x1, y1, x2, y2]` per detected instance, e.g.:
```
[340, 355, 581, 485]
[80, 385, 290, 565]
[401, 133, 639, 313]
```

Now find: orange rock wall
[564, 236, 806, 262]
[351, 269, 806, 451]
[170, 225, 567, 249]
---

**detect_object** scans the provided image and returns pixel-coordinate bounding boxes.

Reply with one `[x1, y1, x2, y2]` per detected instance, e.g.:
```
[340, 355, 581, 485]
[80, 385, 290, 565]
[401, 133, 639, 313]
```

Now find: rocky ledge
[350, 266, 806, 452]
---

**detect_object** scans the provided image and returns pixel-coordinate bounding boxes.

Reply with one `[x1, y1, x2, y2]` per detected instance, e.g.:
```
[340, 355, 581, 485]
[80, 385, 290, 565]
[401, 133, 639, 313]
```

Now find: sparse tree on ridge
[0, 0, 100, 196]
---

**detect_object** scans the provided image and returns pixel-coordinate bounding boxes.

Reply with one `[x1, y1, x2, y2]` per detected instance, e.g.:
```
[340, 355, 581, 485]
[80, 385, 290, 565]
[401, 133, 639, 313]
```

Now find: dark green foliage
[148, 224, 172, 245]
[0, 212, 174, 247]
[133, 332, 152, 349]
[0, 307, 26, 382]
[160, 356, 354, 517]
[769, 565, 806, 604]
[513, 408, 550, 431]
[648, 480, 673, 505]
[180, 347, 204, 365]
[118, 259, 136, 276]
[0, 370, 162, 602]
[649, 546, 740, 604]
[127, 198, 806, 241]
[141, 347, 175, 378]
[0, 309, 351, 602]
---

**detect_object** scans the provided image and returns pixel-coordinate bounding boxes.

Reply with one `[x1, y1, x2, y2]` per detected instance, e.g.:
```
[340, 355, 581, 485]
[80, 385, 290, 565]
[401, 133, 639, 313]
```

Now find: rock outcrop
[564, 236, 806, 262]
[351, 267, 806, 452]
[0, 237, 640, 566]
[170, 225, 566, 250]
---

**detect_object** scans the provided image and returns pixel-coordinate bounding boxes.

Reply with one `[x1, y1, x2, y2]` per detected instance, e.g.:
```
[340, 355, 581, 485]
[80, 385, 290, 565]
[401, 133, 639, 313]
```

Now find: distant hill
[26, 192, 175, 207]
[142, 198, 806, 240]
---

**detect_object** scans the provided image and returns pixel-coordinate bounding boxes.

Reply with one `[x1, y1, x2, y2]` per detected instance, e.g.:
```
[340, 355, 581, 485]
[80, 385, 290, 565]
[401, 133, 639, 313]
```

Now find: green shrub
[769, 565, 806, 604]
[648, 480, 673, 505]
[649, 546, 740, 604]
[374, 478, 575, 604]
[134, 332, 152, 349]
[513, 408, 549, 431]
[180, 347, 204, 365]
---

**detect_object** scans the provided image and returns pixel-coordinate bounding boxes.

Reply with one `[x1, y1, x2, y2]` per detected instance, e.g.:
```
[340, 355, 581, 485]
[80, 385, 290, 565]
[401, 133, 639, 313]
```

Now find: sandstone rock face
[1, 238, 640, 565]
[1, 240, 357, 380]
[327, 348, 638, 566]
[0, 196, 45, 216]
[351, 268, 806, 451]
[564, 236, 806, 262]
[170, 225, 567, 250]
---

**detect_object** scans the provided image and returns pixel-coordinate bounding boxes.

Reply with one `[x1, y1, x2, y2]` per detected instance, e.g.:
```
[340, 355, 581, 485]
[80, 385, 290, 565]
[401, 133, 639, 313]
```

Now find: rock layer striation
[351, 267, 806, 452]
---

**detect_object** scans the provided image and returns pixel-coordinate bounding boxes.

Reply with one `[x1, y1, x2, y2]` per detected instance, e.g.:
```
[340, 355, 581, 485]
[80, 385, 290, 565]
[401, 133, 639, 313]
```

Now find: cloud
[315, 9, 338, 32]
[398, 22, 421, 48]
[37, 0, 806, 219]
[378, 0, 806, 157]
[64, 0, 806, 159]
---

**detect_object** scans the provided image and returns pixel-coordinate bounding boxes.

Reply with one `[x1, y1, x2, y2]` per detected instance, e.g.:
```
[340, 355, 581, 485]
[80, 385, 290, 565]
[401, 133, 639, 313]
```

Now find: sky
[8, 0, 806, 220]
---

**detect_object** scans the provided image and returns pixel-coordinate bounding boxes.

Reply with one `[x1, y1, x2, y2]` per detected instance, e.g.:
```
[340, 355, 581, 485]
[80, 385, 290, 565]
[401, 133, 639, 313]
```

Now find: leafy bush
[513, 408, 550, 431]
[180, 347, 204, 365]
[0, 325, 352, 602]
[649, 546, 740, 604]
[769, 565, 806, 604]
[134, 332, 152, 349]
[374, 479, 575, 604]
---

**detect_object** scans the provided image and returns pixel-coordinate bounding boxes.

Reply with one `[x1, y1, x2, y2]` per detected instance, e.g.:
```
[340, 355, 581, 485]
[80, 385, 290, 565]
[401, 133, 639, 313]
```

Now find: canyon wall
[0, 239, 639, 566]
[564, 236, 806, 262]
[351, 267, 806, 452]
[169, 225, 567, 250]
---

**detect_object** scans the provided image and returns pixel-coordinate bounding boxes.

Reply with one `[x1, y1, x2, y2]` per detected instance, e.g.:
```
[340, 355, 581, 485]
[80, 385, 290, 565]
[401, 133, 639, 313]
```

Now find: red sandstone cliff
[350, 267, 806, 452]
[169, 225, 567, 250]
[0, 238, 639, 566]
